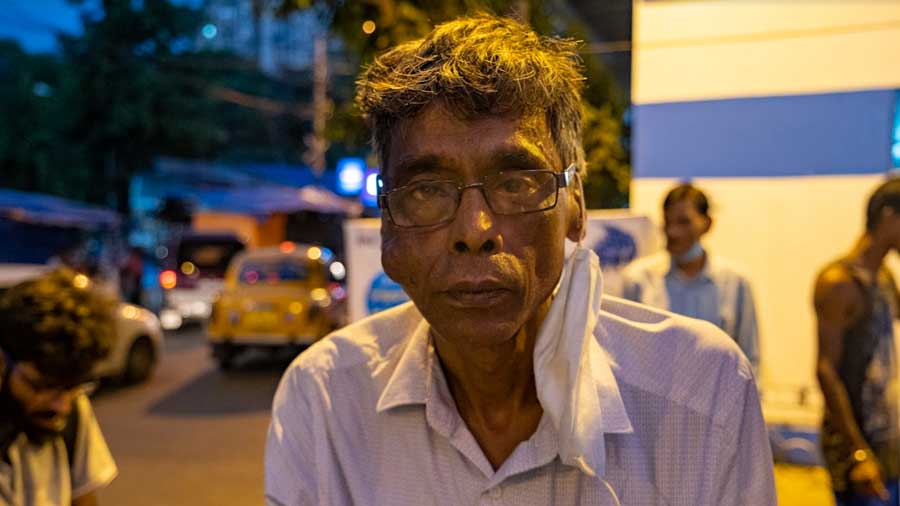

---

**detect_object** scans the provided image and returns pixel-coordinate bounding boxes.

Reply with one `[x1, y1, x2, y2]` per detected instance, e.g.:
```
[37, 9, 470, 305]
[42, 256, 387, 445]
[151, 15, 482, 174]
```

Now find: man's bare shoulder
[599, 296, 752, 424]
[814, 262, 864, 310]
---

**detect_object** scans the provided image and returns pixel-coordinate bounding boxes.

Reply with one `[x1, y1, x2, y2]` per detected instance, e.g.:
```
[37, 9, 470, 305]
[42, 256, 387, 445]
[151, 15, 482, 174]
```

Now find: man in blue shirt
[622, 184, 760, 372]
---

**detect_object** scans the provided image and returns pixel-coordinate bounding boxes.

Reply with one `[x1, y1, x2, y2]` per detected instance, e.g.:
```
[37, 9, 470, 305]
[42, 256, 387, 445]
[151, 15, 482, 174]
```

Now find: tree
[58, 0, 228, 211]
[0, 41, 88, 199]
[0, 0, 310, 211]
[277, 0, 630, 208]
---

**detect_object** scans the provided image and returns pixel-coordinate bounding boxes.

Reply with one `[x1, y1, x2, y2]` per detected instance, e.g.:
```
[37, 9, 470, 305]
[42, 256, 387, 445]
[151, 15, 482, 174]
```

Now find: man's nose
[46, 393, 74, 415]
[449, 186, 502, 254]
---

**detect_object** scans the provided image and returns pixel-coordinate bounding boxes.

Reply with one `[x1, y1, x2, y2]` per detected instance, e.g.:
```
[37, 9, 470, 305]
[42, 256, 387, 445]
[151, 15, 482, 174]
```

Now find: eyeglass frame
[377, 163, 578, 228]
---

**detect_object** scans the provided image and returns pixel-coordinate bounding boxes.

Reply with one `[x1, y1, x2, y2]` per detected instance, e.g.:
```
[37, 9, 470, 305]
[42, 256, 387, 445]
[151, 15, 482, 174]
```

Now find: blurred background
[2, 0, 899, 504]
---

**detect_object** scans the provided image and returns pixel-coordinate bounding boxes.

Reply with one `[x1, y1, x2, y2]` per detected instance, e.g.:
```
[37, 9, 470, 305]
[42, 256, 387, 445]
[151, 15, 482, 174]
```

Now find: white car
[0, 264, 164, 384]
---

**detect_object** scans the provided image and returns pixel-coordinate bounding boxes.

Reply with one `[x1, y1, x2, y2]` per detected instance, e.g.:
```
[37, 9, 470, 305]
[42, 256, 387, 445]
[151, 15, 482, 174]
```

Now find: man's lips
[439, 279, 513, 307]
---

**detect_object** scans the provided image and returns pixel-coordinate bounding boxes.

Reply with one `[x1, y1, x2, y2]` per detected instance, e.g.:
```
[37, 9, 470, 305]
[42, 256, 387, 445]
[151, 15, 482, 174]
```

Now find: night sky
[0, 0, 202, 53]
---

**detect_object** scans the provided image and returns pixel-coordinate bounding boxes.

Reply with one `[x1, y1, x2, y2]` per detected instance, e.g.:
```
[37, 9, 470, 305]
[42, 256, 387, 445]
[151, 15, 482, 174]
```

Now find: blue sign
[337, 158, 366, 195]
[591, 225, 637, 268]
[892, 91, 900, 168]
[361, 168, 379, 208]
[366, 271, 410, 314]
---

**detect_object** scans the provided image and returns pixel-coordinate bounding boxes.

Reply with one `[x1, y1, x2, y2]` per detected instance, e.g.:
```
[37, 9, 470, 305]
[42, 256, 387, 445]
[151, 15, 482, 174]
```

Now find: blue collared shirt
[621, 251, 760, 371]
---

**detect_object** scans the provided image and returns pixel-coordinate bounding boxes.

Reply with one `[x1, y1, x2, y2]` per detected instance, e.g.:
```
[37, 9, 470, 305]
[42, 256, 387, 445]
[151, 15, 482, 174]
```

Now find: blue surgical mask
[674, 241, 704, 264]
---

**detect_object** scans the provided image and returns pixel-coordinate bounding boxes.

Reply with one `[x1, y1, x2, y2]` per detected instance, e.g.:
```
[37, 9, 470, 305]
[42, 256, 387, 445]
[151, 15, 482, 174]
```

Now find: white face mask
[533, 243, 633, 478]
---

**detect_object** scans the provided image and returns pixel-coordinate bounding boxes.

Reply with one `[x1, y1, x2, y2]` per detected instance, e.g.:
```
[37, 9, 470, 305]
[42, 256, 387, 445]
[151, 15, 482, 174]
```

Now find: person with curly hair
[265, 13, 774, 505]
[0, 267, 118, 506]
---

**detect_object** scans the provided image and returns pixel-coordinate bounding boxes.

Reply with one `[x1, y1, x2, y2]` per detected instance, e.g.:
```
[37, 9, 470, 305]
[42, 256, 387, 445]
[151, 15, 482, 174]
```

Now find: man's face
[381, 105, 581, 349]
[664, 200, 711, 257]
[5, 361, 80, 436]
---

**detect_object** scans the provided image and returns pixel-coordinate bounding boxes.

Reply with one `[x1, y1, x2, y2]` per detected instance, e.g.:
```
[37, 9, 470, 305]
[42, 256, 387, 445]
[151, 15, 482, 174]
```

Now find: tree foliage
[279, 0, 630, 208]
[0, 0, 310, 211]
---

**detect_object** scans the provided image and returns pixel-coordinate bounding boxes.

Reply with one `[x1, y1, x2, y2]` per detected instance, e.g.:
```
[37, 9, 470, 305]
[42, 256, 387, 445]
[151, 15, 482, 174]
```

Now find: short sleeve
[715, 375, 776, 505]
[69, 395, 118, 499]
[265, 366, 318, 506]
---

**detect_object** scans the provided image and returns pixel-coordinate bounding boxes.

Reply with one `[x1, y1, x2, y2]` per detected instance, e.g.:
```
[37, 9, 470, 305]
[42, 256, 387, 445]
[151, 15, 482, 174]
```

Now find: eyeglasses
[378, 164, 577, 228]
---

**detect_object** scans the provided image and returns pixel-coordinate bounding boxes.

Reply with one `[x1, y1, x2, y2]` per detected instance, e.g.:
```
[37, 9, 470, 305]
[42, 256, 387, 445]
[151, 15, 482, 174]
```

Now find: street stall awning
[197, 184, 363, 217]
[0, 189, 120, 230]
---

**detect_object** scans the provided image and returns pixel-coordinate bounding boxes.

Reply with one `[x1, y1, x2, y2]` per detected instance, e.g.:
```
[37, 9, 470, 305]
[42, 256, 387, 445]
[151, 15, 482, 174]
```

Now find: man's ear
[700, 215, 713, 235]
[566, 171, 586, 242]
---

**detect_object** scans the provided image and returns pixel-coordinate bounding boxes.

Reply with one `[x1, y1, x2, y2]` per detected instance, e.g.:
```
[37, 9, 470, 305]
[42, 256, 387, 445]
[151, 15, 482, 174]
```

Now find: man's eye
[409, 182, 450, 200]
[496, 175, 538, 194]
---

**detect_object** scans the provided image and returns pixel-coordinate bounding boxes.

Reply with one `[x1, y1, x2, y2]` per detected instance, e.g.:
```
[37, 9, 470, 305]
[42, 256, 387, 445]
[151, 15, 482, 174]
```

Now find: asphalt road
[92, 327, 296, 506]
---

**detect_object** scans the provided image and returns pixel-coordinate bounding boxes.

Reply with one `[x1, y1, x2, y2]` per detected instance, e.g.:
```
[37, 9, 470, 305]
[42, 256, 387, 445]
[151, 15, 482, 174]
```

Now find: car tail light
[160, 270, 177, 290]
[329, 282, 347, 301]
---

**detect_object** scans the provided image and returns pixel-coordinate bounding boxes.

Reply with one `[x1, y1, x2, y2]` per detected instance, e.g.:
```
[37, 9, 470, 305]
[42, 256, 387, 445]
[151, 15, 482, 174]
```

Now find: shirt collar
[667, 252, 713, 281]
[375, 317, 432, 412]
[374, 308, 634, 479]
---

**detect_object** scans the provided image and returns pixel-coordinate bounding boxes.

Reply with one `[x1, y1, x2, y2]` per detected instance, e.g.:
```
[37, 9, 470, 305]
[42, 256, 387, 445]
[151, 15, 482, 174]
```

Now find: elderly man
[265, 14, 775, 505]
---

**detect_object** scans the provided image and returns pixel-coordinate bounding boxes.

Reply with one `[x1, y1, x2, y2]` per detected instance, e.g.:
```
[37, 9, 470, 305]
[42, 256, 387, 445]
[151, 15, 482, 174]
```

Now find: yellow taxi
[206, 242, 347, 369]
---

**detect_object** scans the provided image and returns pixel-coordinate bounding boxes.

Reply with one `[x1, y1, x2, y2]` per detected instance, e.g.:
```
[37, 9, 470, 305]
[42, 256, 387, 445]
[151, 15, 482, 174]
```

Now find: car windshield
[177, 239, 245, 277]
[238, 260, 308, 284]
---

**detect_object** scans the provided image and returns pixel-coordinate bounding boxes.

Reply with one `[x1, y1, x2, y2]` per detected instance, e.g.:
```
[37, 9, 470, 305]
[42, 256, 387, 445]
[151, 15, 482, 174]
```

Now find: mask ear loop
[602, 478, 622, 506]
[571, 166, 587, 249]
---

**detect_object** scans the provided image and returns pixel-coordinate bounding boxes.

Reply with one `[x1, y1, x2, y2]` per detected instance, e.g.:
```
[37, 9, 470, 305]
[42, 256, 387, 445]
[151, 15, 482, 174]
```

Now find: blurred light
[329, 261, 346, 281]
[73, 274, 90, 289]
[288, 301, 303, 314]
[307, 246, 322, 261]
[160, 309, 182, 330]
[180, 261, 196, 276]
[280, 241, 296, 254]
[337, 158, 366, 195]
[202, 24, 218, 39]
[32, 82, 52, 97]
[362, 20, 376, 35]
[121, 305, 139, 319]
[311, 288, 331, 307]
[362, 169, 379, 207]
[329, 283, 346, 300]
[160, 270, 177, 290]
[893, 93, 900, 167]
[245, 271, 259, 284]
[156, 246, 169, 259]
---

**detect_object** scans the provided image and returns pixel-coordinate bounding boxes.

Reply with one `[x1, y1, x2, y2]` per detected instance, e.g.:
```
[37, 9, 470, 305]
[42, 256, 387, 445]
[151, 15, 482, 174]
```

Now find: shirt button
[489, 487, 503, 500]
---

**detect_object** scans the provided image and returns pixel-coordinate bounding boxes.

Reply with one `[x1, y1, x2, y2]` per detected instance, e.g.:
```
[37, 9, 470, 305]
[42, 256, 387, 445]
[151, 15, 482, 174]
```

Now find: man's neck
[674, 251, 707, 279]
[432, 299, 550, 470]
[848, 233, 890, 277]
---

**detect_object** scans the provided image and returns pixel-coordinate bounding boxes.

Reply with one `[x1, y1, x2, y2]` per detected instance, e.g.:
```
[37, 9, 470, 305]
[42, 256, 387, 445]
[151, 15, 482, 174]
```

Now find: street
[92, 327, 293, 506]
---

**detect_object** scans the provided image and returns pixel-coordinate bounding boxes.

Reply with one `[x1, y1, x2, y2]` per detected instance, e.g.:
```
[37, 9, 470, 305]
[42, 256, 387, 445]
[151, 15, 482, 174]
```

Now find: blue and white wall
[631, 0, 900, 425]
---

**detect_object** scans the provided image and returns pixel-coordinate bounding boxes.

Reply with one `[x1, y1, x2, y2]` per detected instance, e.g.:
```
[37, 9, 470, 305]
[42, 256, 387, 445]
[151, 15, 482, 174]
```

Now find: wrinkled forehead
[384, 104, 561, 183]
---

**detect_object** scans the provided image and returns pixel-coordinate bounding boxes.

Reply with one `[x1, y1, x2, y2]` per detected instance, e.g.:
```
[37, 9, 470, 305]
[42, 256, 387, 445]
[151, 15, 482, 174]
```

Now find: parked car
[206, 242, 347, 369]
[0, 264, 163, 384]
[159, 231, 246, 330]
